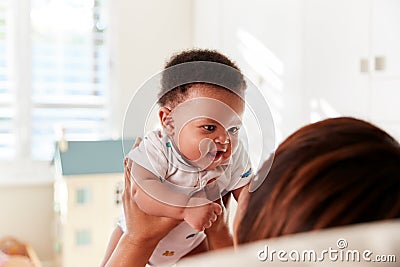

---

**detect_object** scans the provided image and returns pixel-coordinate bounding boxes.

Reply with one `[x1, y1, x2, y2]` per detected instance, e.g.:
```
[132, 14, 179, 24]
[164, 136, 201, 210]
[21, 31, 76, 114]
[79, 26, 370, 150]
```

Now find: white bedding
[177, 219, 400, 266]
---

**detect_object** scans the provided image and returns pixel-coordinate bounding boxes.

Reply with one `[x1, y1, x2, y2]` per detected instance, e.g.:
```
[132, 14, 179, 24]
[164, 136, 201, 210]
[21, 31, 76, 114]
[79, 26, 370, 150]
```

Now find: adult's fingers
[133, 137, 142, 149]
[124, 136, 141, 181]
[124, 159, 131, 188]
[210, 212, 218, 223]
[204, 220, 213, 229]
[213, 203, 222, 216]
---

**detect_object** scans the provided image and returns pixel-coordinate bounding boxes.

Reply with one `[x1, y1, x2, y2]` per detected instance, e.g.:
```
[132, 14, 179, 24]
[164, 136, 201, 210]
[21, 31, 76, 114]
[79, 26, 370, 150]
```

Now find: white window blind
[0, 0, 15, 160]
[0, 0, 110, 162]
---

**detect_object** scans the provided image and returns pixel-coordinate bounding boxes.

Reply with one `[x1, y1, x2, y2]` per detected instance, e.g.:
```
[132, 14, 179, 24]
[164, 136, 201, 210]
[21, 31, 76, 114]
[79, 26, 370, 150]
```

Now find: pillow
[177, 219, 399, 266]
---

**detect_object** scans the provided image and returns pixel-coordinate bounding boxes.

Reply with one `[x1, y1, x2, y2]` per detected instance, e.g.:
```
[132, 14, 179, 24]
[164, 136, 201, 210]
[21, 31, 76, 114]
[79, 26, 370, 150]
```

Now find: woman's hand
[122, 153, 180, 245]
[104, 138, 180, 267]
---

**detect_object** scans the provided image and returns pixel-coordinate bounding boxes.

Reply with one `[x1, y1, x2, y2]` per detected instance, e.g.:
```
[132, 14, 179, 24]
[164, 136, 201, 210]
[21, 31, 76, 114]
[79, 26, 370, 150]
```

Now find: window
[0, 0, 110, 165]
[0, 1, 15, 159]
[75, 229, 92, 246]
[76, 187, 92, 205]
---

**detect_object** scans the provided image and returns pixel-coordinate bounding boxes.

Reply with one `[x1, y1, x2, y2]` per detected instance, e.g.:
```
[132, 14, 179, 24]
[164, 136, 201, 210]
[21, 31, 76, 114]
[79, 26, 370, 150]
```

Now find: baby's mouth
[207, 150, 225, 162]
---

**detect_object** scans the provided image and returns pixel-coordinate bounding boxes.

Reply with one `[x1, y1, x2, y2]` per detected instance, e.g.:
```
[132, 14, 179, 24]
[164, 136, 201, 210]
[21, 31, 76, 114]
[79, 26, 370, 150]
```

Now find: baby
[110, 49, 252, 267]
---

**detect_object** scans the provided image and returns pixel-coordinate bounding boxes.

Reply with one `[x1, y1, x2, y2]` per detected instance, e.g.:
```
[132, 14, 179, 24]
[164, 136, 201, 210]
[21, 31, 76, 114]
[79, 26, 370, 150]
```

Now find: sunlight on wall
[237, 29, 283, 92]
[310, 98, 341, 123]
[236, 29, 284, 77]
[236, 28, 284, 144]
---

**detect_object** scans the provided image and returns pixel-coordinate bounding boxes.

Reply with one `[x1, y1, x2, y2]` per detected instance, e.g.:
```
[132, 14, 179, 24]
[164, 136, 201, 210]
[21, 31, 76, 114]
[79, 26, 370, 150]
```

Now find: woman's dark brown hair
[238, 117, 400, 243]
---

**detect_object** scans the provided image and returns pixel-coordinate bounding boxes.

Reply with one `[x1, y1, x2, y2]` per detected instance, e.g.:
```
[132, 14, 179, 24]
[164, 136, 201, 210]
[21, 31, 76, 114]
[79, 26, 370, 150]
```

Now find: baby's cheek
[177, 137, 197, 160]
[230, 136, 240, 153]
[189, 141, 203, 160]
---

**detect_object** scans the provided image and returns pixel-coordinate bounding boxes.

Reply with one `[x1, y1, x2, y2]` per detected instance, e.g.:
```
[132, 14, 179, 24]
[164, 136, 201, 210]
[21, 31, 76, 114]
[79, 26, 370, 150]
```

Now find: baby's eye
[227, 126, 240, 134]
[203, 125, 216, 131]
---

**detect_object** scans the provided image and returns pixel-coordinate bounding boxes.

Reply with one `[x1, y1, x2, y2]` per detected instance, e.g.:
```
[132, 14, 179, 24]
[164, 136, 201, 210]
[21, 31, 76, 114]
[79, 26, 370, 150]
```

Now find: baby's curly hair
[158, 49, 246, 107]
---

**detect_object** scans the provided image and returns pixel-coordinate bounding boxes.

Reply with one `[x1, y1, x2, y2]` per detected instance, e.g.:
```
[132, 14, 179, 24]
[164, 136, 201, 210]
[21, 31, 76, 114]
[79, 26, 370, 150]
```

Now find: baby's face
[169, 84, 244, 170]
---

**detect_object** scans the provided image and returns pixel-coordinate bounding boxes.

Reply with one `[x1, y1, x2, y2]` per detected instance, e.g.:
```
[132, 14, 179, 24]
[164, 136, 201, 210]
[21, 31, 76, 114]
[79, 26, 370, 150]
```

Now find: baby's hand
[183, 201, 222, 231]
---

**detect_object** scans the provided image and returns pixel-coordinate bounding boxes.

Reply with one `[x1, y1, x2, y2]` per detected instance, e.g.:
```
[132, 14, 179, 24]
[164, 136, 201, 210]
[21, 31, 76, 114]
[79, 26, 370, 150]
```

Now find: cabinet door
[371, 0, 400, 77]
[369, 0, 400, 127]
[304, 0, 371, 120]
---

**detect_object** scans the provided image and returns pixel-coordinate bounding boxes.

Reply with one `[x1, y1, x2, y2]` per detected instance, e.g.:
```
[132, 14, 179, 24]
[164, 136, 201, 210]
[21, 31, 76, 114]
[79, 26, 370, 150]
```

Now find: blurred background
[0, 0, 399, 266]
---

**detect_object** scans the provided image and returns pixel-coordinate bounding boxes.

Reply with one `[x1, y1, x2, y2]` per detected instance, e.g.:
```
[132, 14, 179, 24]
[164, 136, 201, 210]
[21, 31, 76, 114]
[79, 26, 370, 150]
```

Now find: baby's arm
[131, 161, 221, 231]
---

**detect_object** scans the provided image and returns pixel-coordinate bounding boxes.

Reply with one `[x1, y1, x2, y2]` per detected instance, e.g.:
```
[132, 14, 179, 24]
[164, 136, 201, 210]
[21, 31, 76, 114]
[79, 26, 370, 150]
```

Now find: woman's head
[235, 117, 400, 244]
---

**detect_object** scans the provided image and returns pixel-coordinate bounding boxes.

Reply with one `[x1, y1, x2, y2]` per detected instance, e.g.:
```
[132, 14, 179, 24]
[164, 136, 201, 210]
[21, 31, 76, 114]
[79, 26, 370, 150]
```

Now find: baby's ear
[159, 107, 175, 136]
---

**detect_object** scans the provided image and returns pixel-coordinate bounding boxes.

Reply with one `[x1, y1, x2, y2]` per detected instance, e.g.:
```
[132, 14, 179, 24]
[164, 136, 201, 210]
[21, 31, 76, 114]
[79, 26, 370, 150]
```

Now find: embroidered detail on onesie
[241, 168, 252, 178]
[162, 251, 175, 256]
[185, 233, 196, 239]
[166, 142, 171, 148]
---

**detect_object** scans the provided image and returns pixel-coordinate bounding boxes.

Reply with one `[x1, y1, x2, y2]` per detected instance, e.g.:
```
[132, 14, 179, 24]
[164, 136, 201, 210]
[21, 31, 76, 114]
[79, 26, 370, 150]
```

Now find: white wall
[0, 184, 54, 263]
[194, 0, 307, 144]
[109, 0, 194, 138]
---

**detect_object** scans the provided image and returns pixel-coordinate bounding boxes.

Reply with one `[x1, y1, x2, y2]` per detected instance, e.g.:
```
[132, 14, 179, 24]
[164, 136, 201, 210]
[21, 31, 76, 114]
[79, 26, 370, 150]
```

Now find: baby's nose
[214, 131, 230, 144]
